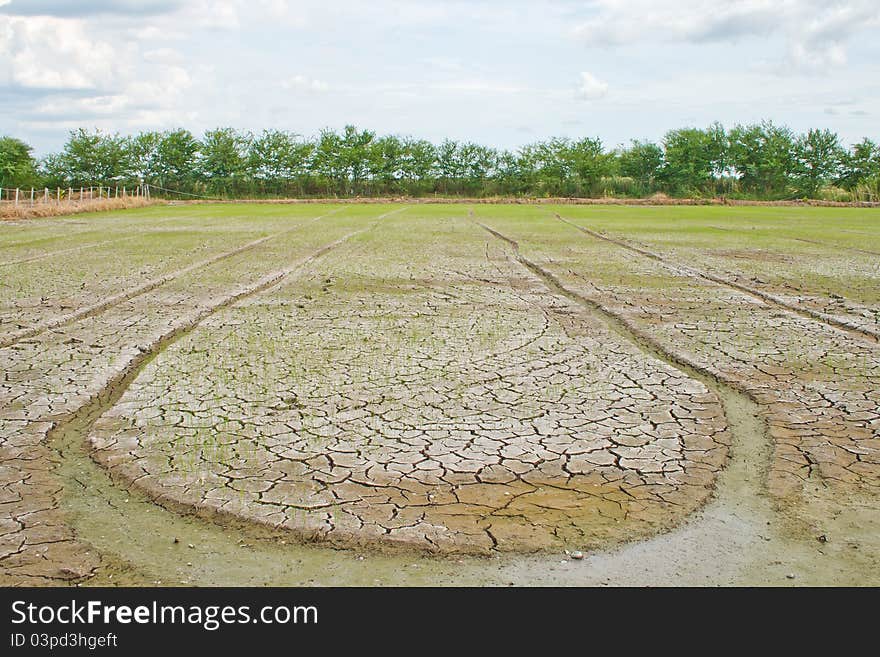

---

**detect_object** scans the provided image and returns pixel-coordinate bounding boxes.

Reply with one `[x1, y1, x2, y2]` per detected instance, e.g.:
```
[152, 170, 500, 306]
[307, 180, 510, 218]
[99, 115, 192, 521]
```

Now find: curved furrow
[0, 209, 402, 585]
[555, 213, 880, 344]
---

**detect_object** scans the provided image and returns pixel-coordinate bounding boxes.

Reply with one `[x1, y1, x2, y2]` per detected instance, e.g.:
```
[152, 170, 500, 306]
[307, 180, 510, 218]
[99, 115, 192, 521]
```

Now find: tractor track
[5, 205, 874, 586]
[555, 213, 880, 344]
[0, 210, 342, 349]
[37, 210, 404, 580]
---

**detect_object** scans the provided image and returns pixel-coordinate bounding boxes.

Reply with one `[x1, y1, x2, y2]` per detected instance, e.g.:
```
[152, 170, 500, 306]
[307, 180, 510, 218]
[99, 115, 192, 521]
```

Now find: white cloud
[576, 71, 608, 100]
[572, 0, 880, 71]
[282, 75, 329, 93]
[0, 15, 121, 89]
[0, 0, 183, 16]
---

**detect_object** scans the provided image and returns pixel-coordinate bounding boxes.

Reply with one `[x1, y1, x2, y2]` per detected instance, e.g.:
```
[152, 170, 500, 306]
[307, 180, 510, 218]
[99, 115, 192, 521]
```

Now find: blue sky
[1, 0, 878, 155]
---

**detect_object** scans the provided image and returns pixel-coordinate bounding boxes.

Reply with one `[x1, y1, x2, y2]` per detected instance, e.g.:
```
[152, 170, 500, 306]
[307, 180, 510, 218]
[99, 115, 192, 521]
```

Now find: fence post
[68, 188, 72, 202]
[98, 185, 102, 199]
[122, 186, 126, 198]
[80, 187, 84, 201]
[30, 188, 34, 206]
[15, 188, 19, 206]
[56, 187, 60, 204]
[44, 188, 48, 203]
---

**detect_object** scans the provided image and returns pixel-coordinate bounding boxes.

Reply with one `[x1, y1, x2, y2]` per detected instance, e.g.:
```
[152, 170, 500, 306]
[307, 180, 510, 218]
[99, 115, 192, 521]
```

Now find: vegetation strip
[2, 122, 879, 201]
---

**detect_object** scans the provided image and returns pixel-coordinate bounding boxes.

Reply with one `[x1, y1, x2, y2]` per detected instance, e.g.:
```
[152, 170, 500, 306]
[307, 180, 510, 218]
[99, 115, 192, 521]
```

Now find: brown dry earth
[87, 213, 728, 554]
[0, 208, 370, 584]
[1, 204, 877, 585]
[476, 212, 879, 542]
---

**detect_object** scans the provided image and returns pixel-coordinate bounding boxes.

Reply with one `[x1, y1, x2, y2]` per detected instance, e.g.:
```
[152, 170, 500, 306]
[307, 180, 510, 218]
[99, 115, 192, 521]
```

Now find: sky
[1, 0, 878, 155]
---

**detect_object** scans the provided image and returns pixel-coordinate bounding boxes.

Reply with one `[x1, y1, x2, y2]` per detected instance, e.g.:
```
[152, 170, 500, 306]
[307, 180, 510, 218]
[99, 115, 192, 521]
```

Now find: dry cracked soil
[1, 203, 878, 586]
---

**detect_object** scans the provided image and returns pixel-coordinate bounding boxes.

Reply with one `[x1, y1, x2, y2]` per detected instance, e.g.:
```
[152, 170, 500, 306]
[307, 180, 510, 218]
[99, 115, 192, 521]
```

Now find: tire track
[0, 209, 342, 349]
[44, 208, 404, 523]
[555, 213, 880, 344]
[474, 218, 776, 559]
[0, 216, 189, 267]
[0, 235, 144, 267]
[474, 221, 748, 395]
[2, 209, 406, 584]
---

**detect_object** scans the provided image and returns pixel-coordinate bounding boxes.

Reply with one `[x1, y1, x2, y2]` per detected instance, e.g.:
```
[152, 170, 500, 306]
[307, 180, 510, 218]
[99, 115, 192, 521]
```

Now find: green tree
[338, 125, 376, 194]
[661, 124, 727, 195]
[837, 138, 880, 190]
[313, 129, 346, 194]
[399, 138, 437, 191]
[728, 121, 796, 196]
[369, 135, 405, 191]
[0, 136, 39, 188]
[199, 128, 250, 193]
[617, 140, 664, 192]
[794, 128, 844, 196]
[155, 129, 200, 186]
[127, 131, 162, 183]
[53, 129, 132, 185]
[565, 137, 614, 194]
[248, 130, 314, 194]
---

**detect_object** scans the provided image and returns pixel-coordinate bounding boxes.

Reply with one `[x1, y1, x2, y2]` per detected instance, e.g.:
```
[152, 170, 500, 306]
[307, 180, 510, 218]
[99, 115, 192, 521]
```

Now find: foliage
[6, 122, 879, 200]
[0, 136, 39, 188]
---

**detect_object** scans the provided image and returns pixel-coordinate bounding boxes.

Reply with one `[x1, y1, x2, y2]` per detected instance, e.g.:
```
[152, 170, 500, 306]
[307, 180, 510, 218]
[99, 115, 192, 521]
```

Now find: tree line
[2, 122, 879, 201]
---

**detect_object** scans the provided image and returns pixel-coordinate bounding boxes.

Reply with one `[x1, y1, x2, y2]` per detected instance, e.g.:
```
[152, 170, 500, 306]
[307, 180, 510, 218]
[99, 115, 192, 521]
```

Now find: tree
[199, 128, 250, 192]
[369, 135, 405, 191]
[127, 131, 162, 183]
[338, 125, 376, 194]
[458, 142, 497, 192]
[313, 129, 346, 194]
[0, 136, 39, 188]
[155, 129, 200, 185]
[399, 138, 436, 190]
[794, 128, 844, 196]
[248, 130, 314, 194]
[436, 139, 466, 194]
[52, 129, 132, 185]
[661, 124, 727, 194]
[618, 140, 664, 192]
[728, 121, 796, 196]
[565, 137, 614, 194]
[837, 138, 880, 190]
[518, 139, 570, 196]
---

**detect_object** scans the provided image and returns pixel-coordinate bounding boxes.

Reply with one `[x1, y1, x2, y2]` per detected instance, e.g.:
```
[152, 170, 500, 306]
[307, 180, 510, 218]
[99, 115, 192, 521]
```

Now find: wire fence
[0, 184, 150, 207]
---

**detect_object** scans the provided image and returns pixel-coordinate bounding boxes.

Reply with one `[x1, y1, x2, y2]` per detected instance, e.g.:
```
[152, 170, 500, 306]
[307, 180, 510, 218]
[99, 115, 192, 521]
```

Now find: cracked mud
[1, 203, 878, 585]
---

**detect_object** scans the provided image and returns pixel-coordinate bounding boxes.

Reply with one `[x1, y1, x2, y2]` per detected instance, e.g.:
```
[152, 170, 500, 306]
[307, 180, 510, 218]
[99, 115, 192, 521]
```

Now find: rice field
[1, 202, 878, 585]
